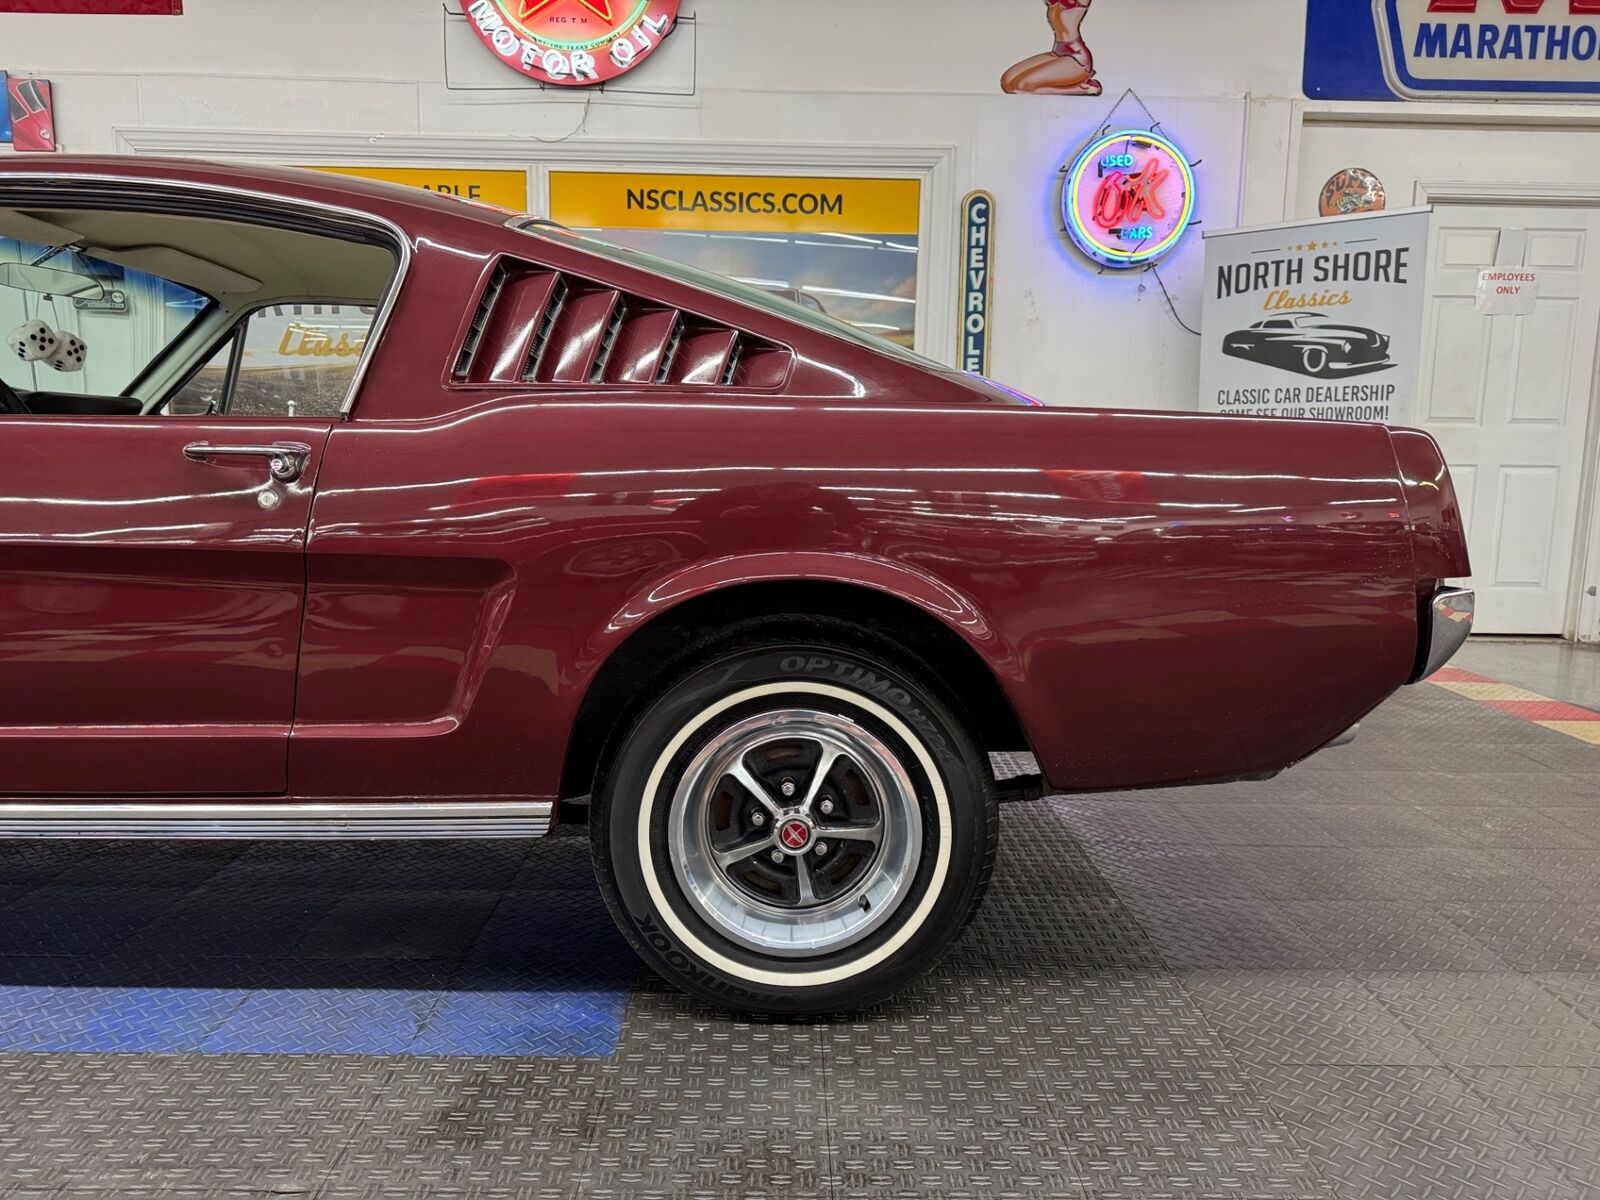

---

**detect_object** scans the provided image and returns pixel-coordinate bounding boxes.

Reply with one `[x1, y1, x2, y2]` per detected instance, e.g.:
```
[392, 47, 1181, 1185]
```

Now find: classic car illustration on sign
[1222, 312, 1396, 378]
[0, 159, 1472, 1012]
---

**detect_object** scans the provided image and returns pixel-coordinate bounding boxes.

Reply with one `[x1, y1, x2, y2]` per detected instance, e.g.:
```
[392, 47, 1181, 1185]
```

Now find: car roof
[0, 155, 514, 241]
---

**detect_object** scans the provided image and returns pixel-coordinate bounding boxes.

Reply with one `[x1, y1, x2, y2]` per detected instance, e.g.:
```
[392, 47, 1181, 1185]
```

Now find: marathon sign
[1307, 0, 1600, 99]
[1389, 0, 1600, 97]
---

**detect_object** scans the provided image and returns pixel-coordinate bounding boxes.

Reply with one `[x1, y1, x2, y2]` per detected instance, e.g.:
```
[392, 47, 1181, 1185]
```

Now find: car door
[0, 415, 329, 795]
[0, 186, 402, 798]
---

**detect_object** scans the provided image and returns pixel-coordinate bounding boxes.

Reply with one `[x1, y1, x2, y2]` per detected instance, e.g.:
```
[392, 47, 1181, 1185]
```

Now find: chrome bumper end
[1416, 585, 1475, 682]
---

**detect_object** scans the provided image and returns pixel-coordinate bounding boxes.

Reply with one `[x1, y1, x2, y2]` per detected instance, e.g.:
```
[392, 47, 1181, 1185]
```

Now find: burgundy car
[0, 159, 1472, 1012]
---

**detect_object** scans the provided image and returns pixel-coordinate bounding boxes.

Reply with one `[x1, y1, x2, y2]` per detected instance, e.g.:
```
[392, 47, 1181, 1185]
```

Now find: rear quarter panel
[298, 398, 1416, 798]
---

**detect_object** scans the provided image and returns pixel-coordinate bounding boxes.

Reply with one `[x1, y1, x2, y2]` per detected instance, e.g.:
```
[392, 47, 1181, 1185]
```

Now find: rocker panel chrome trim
[0, 801, 554, 840]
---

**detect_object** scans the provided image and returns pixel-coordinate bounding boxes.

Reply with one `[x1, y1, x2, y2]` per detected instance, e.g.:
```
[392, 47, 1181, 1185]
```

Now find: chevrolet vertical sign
[1307, 0, 1600, 100]
[959, 191, 994, 375]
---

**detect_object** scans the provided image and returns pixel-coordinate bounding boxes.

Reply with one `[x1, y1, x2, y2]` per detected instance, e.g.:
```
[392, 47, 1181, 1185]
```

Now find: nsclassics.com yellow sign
[549, 172, 922, 236]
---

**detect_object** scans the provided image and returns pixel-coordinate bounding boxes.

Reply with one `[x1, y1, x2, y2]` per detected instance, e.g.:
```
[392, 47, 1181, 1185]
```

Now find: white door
[1417, 205, 1600, 635]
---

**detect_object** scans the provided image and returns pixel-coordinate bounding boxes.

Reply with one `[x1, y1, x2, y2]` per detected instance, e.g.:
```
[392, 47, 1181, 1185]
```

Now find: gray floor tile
[1455, 1068, 1600, 1196]
[1278, 900, 1514, 971]
[1125, 896, 1326, 970]
[1300, 803, 1464, 848]
[1248, 1065, 1585, 1200]
[1218, 846, 1559, 902]
[1365, 972, 1600, 1067]
[1183, 971, 1443, 1068]
[1447, 903, 1600, 972]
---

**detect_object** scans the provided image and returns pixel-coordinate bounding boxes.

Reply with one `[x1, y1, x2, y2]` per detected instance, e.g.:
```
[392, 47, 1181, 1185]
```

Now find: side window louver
[453, 257, 793, 390]
[522, 276, 567, 382]
[657, 312, 684, 383]
[591, 299, 627, 383]
[452, 262, 507, 380]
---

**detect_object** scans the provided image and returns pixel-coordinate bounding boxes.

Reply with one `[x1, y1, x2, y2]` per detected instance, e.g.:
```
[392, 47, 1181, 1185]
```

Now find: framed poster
[1199, 208, 1432, 425]
[547, 172, 923, 350]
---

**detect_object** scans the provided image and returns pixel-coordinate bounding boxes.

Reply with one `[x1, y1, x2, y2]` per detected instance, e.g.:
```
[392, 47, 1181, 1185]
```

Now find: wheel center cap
[778, 817, 814, 853]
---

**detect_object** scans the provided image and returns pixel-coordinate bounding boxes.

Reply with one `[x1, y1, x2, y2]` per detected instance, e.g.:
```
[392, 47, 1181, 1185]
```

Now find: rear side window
[164, 305, 377, 420]
[232, 304, 376, 418]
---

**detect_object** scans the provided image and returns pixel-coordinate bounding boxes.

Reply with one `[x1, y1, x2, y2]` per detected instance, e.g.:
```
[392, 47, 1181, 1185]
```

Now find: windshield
[514, 219, 942, 370]
[1, 237, 209, 397]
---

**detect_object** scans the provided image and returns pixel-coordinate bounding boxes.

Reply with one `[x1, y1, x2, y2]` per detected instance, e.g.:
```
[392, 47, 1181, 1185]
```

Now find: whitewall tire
[592, 638, 998, 1014]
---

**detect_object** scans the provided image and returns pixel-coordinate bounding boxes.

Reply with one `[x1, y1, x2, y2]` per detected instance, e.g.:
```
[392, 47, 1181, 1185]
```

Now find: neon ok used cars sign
[464, 0, 681, 87]
[1062, 129, 1197, 270]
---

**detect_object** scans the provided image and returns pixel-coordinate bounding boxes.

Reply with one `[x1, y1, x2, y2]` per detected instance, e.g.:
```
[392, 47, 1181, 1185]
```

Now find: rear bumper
[1412, 585, 1475, 682]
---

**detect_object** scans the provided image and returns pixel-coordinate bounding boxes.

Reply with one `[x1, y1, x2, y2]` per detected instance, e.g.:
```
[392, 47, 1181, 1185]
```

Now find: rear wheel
[592, 636, 997, 1014]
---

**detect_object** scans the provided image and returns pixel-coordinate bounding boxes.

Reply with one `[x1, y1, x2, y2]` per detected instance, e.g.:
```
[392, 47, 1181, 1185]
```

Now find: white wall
[0, 0, 1310, 411]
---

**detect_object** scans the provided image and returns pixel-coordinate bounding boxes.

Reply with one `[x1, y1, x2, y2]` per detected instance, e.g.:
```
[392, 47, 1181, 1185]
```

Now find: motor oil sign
[1199, 208, 1432, 424]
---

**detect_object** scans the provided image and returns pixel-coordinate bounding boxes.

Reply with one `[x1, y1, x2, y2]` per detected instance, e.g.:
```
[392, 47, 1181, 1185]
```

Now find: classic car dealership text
[2, 3, 1600, 1198]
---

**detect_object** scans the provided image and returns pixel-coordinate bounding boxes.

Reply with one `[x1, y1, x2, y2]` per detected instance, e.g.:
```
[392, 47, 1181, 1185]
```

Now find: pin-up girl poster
[1002, 0, 1101, 95]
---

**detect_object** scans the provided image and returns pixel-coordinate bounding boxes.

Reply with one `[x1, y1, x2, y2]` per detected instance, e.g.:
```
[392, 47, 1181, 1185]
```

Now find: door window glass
[164, 336, 236, 417]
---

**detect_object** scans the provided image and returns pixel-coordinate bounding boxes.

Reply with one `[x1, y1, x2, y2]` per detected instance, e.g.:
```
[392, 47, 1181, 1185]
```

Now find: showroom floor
[0, 641, 1597, 1199]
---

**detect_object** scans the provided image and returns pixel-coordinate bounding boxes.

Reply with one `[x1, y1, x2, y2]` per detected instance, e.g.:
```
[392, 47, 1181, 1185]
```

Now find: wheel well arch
[558, 579, 1031, 800]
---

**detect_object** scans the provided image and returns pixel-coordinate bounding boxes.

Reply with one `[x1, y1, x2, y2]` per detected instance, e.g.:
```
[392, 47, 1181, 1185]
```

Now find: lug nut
[780, 778, 797, 798]
[770, 850, 785, 864]
[750, 810, 766, 827]
[814, 841, 829, 857]
[819, 798, 835, 816]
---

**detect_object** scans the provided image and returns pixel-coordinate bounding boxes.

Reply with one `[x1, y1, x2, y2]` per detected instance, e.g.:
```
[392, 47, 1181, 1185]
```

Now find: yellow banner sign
[304, 166, 529, 212]
[549, 172, 922, 236]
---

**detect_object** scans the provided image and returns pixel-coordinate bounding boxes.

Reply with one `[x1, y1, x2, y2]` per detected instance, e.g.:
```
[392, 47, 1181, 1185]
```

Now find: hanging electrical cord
[1147, 264, 1201, 337]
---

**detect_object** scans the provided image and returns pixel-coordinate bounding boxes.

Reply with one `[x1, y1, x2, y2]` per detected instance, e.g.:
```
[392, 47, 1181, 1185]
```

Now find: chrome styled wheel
[667, 708, 922, 957]
[595, 636, 996, 1013]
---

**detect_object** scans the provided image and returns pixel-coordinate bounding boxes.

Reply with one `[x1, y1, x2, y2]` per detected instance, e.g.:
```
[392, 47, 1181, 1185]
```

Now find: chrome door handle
[183, 442, 311, 484]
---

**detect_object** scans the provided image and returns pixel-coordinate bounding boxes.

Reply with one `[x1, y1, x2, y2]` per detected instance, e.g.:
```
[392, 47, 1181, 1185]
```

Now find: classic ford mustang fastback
[0, 158, 1472, 1011]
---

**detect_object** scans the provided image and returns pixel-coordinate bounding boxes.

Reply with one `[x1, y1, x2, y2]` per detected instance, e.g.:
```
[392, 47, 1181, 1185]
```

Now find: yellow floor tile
[1535, 721, 1600, 746]
[1432, 681, 1548, 703]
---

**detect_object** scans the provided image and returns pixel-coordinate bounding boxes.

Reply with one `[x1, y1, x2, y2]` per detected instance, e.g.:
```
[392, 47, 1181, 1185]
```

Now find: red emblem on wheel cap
[464, 0, 681, 88]
[779, 819, 812, 851]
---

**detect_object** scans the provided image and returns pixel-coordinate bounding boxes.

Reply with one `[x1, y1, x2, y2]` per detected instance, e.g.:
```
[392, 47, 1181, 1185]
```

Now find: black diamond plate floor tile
[1063, 1121, 1329, 1199]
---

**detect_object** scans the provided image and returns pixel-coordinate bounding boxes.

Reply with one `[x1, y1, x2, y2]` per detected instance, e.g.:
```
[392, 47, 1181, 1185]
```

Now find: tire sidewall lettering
[773, 654, 947, 753]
